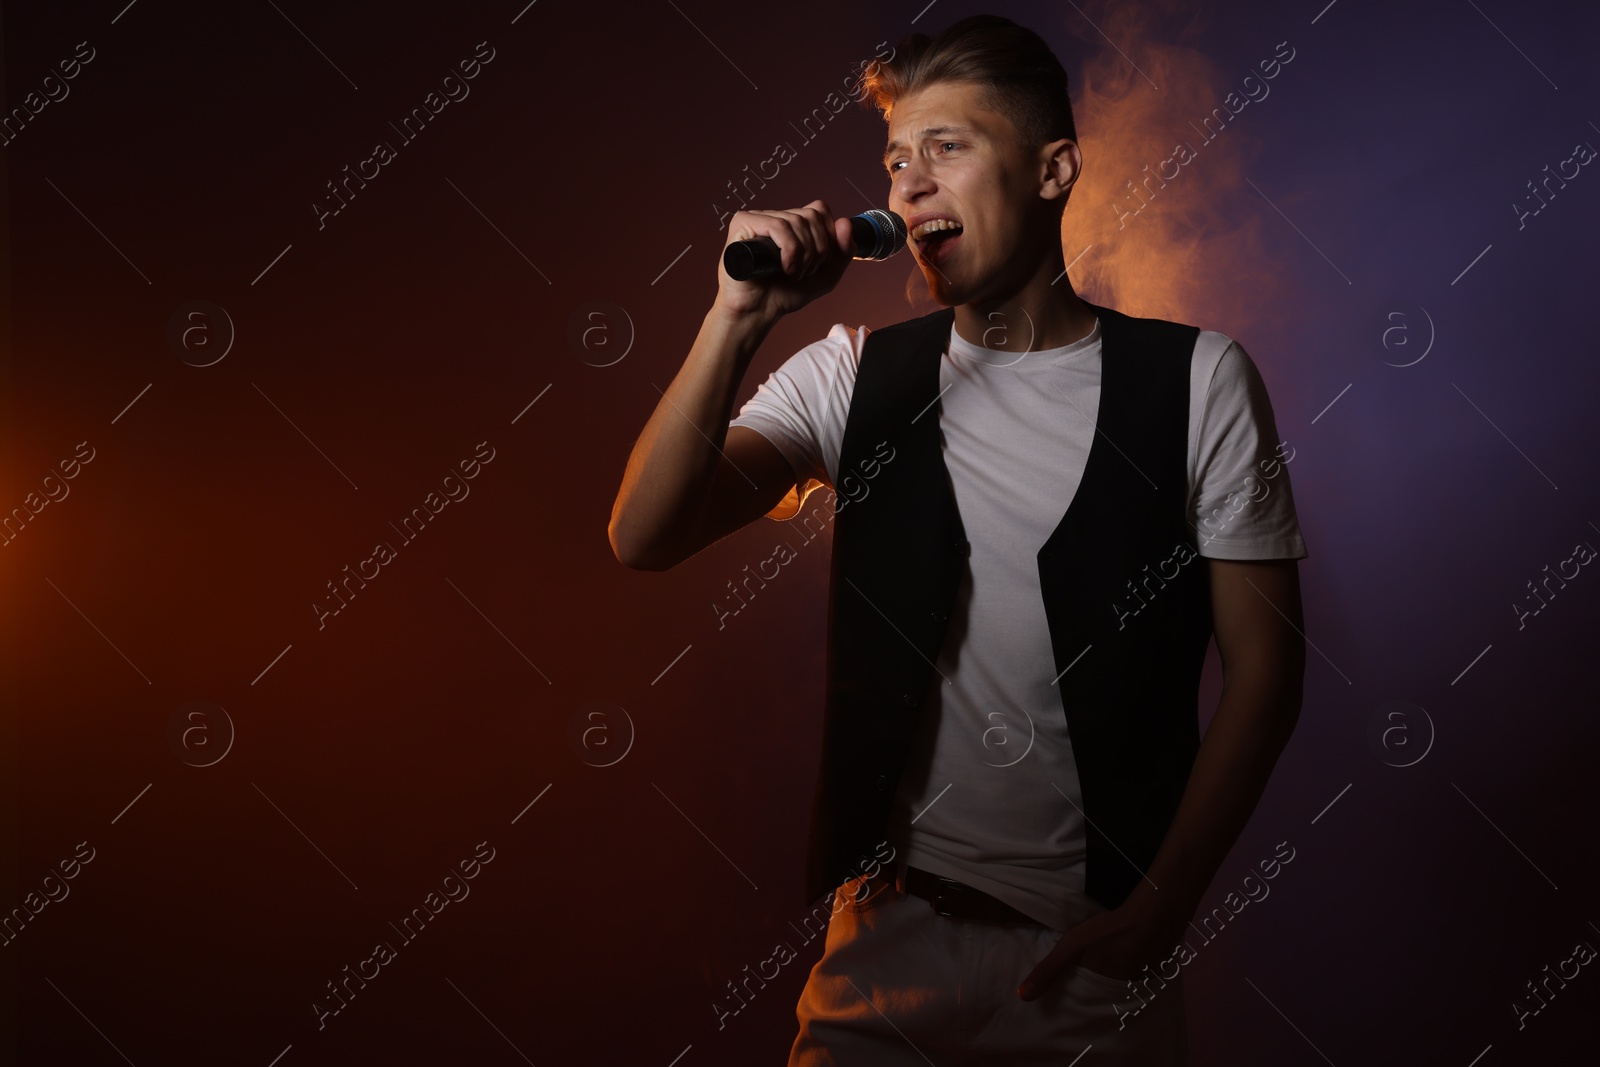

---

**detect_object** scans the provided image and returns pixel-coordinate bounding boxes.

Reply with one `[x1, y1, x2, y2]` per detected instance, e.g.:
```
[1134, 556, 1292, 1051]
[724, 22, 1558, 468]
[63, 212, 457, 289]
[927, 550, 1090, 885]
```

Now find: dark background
[3, 0, 1598, 1063]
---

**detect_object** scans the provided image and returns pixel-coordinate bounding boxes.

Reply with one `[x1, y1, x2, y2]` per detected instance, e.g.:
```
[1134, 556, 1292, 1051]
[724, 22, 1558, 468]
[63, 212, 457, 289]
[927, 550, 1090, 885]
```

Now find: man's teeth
[912, 219, 964, 240]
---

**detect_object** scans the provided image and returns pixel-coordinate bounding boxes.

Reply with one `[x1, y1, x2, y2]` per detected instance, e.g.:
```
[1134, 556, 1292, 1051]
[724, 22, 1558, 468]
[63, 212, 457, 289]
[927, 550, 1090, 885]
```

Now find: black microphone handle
[723, 211, 904, 281]
[722, 237, 784, 282]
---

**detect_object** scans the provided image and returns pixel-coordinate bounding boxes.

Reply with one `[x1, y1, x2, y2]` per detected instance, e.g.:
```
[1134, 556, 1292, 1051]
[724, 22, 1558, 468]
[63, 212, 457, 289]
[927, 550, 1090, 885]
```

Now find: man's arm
[608, 200, 856, 571]
[607, 305, 795, 571]
[1127, 557, 1306, 922]
[1019, 556, 1305, 996]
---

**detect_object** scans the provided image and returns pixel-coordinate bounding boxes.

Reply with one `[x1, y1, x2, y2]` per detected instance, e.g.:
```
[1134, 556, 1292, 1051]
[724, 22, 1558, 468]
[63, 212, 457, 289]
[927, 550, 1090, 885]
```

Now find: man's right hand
[715, 199, 855, 321]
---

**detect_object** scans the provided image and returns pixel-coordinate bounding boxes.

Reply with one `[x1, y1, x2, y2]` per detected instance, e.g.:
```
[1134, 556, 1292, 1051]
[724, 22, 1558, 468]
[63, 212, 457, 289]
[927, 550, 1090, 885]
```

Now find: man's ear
[1040, 137, 1081, 202]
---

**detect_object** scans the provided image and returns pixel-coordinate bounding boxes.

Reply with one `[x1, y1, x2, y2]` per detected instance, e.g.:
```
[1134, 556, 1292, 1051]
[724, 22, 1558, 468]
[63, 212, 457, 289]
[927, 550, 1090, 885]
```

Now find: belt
[902, 865, 1047, 926]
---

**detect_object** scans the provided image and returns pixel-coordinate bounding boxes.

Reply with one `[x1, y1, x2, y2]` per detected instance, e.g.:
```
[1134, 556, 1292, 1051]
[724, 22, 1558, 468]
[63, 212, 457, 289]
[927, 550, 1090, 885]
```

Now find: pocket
[1073, 963, 1135, 998]
[835, 872, 897, 913]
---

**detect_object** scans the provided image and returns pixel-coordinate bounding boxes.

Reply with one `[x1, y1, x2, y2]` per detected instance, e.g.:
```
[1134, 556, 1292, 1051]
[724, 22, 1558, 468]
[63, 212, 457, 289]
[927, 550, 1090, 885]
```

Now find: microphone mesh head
[858, 209, 908, 260]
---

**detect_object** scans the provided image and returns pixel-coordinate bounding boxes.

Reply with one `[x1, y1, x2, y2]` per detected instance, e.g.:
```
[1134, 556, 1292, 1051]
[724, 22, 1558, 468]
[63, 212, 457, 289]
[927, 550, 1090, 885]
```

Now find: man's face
[883, 80, 1048, 305]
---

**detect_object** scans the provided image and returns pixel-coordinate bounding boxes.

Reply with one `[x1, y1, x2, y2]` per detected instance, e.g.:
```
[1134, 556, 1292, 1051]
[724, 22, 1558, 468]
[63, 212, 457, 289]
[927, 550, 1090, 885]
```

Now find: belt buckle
[930, 875, 968, 918]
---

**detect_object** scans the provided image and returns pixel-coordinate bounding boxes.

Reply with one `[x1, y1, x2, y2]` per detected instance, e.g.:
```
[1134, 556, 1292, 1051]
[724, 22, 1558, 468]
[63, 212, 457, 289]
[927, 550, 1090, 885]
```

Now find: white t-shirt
[729, 313, 1308, 933]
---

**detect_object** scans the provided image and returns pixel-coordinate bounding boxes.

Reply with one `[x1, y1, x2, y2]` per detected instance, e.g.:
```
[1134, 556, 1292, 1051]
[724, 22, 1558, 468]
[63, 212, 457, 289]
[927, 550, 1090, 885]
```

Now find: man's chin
[915, 265, 955, 294]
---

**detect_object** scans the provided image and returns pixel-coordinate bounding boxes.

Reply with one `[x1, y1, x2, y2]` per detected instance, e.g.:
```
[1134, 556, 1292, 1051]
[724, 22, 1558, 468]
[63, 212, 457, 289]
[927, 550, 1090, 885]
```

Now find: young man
[610, 14, 1308, 1065]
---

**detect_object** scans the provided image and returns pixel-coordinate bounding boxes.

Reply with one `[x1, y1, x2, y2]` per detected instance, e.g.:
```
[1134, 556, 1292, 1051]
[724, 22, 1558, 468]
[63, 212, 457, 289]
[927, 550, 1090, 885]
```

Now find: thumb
[836, 216, 854, 253]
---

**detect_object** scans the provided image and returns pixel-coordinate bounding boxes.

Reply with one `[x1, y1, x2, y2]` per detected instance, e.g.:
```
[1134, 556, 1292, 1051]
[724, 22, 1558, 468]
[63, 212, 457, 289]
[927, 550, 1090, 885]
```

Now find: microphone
[723, 209, 907, 281]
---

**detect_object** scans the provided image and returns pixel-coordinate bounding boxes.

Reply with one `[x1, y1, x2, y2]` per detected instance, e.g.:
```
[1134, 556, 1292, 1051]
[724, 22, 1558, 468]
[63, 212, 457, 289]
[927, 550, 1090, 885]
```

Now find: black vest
[803, 300, 1213, 912]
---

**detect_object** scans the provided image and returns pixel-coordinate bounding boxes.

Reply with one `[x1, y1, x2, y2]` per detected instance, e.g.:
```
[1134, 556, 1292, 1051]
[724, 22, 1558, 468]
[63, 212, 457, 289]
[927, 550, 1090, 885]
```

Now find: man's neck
[950, 274, 1097, 353]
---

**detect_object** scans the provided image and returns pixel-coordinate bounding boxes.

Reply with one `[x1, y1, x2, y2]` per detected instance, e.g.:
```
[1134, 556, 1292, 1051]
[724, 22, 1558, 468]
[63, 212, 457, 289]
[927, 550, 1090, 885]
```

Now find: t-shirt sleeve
[1189, 339, 1309, 560]
[728, 322, 864, 521]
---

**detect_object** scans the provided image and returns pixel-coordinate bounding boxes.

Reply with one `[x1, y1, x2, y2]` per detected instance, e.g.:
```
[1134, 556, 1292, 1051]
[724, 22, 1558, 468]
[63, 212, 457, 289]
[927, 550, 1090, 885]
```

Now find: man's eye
[887, 144, 961, 175]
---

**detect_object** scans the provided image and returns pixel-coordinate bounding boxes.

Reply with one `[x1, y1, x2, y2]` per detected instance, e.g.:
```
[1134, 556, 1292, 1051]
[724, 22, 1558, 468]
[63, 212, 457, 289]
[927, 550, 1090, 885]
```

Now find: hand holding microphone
[715, 200, 907, 320]
[724, 207, 907, 280]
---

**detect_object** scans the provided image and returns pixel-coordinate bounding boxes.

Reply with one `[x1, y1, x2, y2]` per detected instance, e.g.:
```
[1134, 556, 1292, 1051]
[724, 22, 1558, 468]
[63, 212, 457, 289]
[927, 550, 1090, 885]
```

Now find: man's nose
[893, 163, 935, 201]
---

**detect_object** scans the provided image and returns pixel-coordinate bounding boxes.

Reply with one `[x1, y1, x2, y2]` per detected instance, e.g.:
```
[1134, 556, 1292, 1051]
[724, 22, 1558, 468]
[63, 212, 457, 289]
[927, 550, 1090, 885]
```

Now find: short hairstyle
[858, 14, 1078, 161]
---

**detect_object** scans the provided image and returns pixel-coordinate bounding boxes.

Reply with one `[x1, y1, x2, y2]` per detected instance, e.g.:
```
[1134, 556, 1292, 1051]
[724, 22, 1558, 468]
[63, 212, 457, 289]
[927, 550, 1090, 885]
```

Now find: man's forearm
[1126, 666, 1302, 924]
[608, 302, 776, 567]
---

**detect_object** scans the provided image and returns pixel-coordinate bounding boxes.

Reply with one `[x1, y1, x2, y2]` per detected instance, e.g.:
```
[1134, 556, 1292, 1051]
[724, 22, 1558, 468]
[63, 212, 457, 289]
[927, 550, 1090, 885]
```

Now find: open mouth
[913, 223, 964, 261]
[919, 232, 961, 263]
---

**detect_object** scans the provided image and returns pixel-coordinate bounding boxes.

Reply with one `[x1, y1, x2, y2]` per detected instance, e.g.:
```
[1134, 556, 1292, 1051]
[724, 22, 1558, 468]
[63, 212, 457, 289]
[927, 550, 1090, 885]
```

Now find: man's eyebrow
[882, 125, 978, 165]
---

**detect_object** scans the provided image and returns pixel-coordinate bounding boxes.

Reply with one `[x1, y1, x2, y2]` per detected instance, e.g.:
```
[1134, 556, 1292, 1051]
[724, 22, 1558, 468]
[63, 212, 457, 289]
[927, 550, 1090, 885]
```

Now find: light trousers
[787, 865, 1187, 1066]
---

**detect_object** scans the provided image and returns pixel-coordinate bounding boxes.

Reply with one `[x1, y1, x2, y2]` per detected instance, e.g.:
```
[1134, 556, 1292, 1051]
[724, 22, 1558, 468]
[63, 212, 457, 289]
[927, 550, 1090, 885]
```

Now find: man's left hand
[1016, 891, 1190, 1001]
